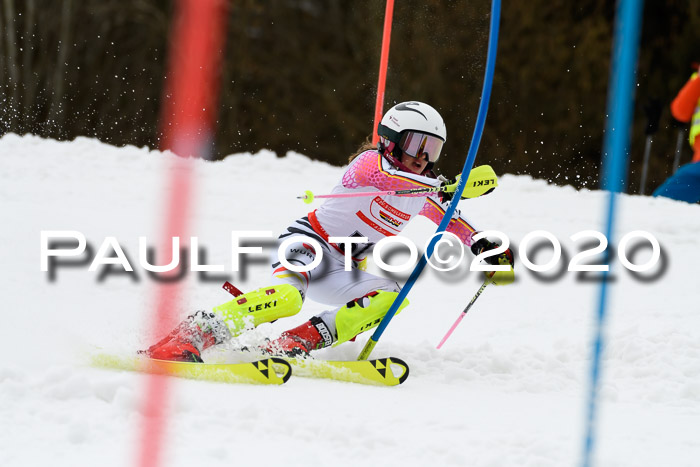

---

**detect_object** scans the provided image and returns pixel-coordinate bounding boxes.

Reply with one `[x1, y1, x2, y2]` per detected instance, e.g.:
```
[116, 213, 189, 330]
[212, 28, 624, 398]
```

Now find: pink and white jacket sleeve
[419, 196, 478, 247]
[342, 150, 436, 194]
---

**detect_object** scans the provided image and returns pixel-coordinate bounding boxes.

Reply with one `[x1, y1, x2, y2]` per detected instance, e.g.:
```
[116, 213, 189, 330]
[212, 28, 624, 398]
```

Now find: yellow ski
[91, 353, 292, 385]
[288, 357, 409, 386]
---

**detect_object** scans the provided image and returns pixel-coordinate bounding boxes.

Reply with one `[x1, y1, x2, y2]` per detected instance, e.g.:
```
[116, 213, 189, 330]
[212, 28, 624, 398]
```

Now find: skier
[653, 68, 700, 203]
[143, 101, 515, 362]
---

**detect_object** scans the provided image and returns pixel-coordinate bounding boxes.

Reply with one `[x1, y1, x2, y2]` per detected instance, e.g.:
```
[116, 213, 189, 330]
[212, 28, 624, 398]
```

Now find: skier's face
[400, 151, 429, 174]
[396, 130, 443, 174]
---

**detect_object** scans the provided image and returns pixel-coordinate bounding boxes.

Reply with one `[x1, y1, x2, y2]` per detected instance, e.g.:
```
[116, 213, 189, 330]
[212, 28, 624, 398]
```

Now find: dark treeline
[0, 0, 698, 192]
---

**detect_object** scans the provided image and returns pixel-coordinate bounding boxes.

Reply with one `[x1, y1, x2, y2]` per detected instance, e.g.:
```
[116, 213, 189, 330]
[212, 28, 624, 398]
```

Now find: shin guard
[334, 290, 409, 346]
[213, 283, 303, 336]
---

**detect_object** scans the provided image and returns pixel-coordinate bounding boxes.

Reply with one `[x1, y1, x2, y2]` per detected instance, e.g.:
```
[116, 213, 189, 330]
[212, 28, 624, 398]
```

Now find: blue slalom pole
[358, 0, 501, 361]
[582, 1, 644, 466]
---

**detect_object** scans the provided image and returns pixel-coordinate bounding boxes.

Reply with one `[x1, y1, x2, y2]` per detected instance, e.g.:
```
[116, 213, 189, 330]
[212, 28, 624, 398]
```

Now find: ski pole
[436, 278, 491, 349]
[299, 165, 498, 203]
[297, 186, 445, 204]
[672, 128, 685, 174]
[639, 98, 660, 195]
[638, 134, 652, 195]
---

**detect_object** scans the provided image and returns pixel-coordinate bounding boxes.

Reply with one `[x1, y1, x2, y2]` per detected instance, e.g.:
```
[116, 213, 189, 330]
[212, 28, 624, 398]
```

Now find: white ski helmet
[377, 101, 447, 170]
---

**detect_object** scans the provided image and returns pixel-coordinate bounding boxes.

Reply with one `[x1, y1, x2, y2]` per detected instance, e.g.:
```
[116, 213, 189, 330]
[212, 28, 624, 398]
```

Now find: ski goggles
[398, 131, 444, 163]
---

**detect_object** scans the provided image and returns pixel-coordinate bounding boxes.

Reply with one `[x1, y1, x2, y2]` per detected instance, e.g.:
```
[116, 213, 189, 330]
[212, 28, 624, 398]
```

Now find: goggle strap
[377, 124, 401, 144]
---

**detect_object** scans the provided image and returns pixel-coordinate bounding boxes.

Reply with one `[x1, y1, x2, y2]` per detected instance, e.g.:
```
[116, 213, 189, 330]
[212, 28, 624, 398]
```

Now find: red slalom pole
[136, 1, 228, 467]
[372, 0, 395, 145]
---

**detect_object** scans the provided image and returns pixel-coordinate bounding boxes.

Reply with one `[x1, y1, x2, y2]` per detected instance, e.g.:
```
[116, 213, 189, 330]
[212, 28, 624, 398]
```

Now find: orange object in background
[670, 72, 700, 162]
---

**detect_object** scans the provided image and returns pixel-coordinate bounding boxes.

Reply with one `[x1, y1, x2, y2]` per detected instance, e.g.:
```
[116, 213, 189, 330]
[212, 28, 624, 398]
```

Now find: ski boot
[265, 290, 409, 357]
[264, 316, 334, 357]
[140, 311, 231, 362]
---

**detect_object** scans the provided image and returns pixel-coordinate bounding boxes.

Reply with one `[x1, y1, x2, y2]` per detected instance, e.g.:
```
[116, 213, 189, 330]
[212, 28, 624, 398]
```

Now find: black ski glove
[470, 238, 514, 267]
[471, 237, 515, 285]
[438, 175, 455, 203]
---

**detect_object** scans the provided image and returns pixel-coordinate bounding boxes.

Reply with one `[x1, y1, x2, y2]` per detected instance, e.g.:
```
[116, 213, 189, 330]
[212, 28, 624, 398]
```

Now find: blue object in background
[582, 0, 644, 466]
[652, 161, 700, 203]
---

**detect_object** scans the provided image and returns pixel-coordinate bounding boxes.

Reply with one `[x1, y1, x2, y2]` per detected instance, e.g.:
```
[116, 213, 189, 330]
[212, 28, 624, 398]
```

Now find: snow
[1, 133, 699, 466]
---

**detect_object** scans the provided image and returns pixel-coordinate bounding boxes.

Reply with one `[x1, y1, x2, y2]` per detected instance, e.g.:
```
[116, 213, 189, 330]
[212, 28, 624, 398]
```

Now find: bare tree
[47, 0, 72, 130]
[3, 0, 20, 128]
[21, 0, 36, 130]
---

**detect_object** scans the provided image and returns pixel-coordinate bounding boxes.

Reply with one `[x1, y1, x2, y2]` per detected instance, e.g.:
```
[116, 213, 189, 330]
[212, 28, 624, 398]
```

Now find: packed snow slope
[1, 133, 699, 467]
